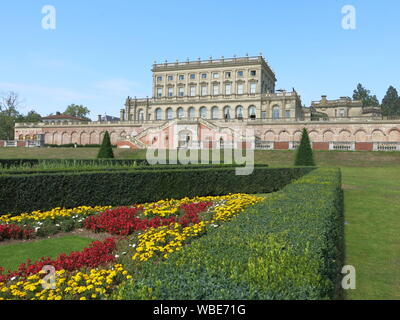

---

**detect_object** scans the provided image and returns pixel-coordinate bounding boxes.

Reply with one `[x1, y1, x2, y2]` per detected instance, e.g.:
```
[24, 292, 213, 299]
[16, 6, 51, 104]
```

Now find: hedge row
[0, 167, 311, 215]
[116, 168, 344, 300]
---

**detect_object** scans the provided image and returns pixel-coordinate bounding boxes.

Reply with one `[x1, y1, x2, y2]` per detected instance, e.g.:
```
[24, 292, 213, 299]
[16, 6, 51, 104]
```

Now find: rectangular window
[225, 84, 232, 95]
[157, 88, 162, 97]
[237, 71, 244, 77]
[225, 72, 231, 78]
[213, 84, 220, 95]
[168, 75, 173, 81]
[212, 72, 220, 79]
[190, 74, 196, 80]
[201, 85, 208, 96]
[179, 75, 185, 81]
[250, 83, 257, 94]
[285, 110, 291, 118]
[201, 73, 207, 79]
[168, 87, 174, 97]
[179, 87, 185, 97]
[190, 85, 196, 96]
[157, 76, 163, 82]
[250, 70, 257, 76]
[237, 84, 244, 94]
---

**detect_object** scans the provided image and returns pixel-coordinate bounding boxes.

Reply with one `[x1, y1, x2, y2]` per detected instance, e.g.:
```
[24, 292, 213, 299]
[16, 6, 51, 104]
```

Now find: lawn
[342, 167, 400, 300]
[0, 236, 93, 271]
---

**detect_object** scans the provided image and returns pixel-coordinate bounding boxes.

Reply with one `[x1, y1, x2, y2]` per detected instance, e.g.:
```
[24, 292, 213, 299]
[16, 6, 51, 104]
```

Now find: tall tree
[381, 86, 400, 117]
[17, 110, 42, 123]
[352, 83, 380, 107]
[97, 131, 114, 159]
[294, 128, 315, 166]
[63, 104, 91, 120]
[0, 91, 22, 140]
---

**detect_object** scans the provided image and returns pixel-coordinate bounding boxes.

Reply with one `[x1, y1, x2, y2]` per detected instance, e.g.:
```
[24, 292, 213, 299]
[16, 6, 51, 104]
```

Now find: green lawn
[342, 167, 400, 300]
[0, 236, 93, 271]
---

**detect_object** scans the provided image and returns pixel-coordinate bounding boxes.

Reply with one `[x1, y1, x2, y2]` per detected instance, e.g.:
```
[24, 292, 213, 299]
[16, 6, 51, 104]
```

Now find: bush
[117, 168, 343, 300]
[0, 167, 312, 215]
[295, 128, 315, 166]
[97, 131, 114, 159]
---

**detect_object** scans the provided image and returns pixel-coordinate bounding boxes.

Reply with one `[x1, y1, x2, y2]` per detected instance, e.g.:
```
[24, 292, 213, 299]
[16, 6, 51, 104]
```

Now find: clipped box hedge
[0, 167, 311, 215]
[116, 168, 344, 300]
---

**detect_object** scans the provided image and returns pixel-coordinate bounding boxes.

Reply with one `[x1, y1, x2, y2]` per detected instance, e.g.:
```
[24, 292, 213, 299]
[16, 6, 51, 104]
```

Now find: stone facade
[11, 55, 400, 151]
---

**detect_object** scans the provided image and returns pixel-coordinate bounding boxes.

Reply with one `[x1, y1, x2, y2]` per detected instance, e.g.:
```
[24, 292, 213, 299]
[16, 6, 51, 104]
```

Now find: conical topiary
[294, 128, 315, 166]
[97, 131, 114, 159]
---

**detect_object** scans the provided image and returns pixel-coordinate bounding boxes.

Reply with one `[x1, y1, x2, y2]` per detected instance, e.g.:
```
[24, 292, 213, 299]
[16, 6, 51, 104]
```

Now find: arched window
[236, 106, 244, 119]
[223, 106, 231, 120]
[200, 107, 207, 119]
[211, 106, 219, 119]
[272, 105, 280, 119]
[188, 107, 195, 119]
[249, 106, 257, 119]
[155, 108, 162, 120]
[177, 107, 184, 119]
[138, 109, 145, 122]
[166, 108, 173, 120]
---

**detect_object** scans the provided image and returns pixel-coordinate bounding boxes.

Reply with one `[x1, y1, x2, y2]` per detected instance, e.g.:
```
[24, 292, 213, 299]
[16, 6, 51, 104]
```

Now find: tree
[381, 86, 400, 117]
[17, 110, 42, 123]
[0, 91, 22, 140]
[352, 83, 380, 107]
[63, 104, 90, 120]
[97, 131, 114, 159]
[294, 128, 315, 166]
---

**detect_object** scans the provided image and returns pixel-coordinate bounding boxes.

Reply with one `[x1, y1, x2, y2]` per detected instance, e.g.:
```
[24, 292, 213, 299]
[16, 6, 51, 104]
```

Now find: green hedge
[116, 168, 343, 300]
[0, 167, 311, 215]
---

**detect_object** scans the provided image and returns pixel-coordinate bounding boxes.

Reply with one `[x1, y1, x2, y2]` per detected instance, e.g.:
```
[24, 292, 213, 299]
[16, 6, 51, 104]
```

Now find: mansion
[10, 55, 400, 151]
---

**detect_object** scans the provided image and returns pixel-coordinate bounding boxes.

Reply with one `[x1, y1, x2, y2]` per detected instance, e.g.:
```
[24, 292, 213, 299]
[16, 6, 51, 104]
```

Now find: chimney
[120, 109, 125, 121]
[321, 95, 327, 104]
[98, 115, 102, 122]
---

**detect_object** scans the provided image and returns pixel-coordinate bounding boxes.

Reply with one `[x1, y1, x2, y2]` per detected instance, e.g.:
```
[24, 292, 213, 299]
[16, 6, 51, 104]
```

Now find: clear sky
[0, 0, 399, 120]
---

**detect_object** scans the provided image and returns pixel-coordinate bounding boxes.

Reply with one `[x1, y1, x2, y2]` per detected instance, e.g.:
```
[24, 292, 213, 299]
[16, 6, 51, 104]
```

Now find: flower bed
[0, 224, 35, 242]
[0, 194, 263, 300]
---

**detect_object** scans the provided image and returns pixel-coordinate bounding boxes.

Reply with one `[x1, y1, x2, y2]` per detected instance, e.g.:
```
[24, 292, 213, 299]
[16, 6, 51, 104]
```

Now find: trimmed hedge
[116, 168, 343, 300]
[0, 167, 312, 215]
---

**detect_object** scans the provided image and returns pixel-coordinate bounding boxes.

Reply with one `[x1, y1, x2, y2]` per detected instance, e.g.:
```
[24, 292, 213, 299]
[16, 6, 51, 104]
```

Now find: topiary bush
[97, 131, 114, 159]
[295, 128, 315, 166]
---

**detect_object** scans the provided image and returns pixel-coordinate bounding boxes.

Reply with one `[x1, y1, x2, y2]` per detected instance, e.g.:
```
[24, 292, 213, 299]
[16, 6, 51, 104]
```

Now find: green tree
[63, 104, 90, 120]
[97, 131, 114, 159]
[294, 128, 315, 166]
[352, 83, 380, 107]
[17, 110, 42, 123]
[0, 91, 22, 140]
[381, 86, 400, 117]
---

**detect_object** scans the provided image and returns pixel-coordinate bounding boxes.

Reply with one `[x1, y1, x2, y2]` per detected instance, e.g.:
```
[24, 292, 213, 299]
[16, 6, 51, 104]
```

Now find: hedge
[116, 168, 344, 300]
[0, 167, 312, 215]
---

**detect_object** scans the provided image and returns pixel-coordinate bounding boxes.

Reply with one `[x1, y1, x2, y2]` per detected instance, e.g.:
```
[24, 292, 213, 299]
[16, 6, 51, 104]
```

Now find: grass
[342, 167, 400, 300]
[0, 236, 93, 272]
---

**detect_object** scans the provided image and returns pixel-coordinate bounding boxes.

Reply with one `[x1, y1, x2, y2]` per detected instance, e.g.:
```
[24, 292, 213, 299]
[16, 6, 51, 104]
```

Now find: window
[250, 70, 257, 76]
[190, 85, 196, 96]
[157, 76, 162, 82]
[211, 106, 219, 119]
[190, 74, 196, 80]
[166, 108, 173, 120]
[168, 87, 174, 97]
[237, 84, 244, 94]
[179, 75, 185, 81]
[201, 73, 207, 79]
[212, 72, 220, 79]
[225, 83, 232, 95]
[200, 107, 207, 119]
[201, 85, 208, 96]
[223, 106, 231, 119]
[285, 110, 291, 118]
[155, 108, 162, 120]
[157, 88, 162, 97]
[272, 106, 280, 119]
[213, 84, 220, 95]
[225, 72, 231, 78]
[179, 87, 185, 97]
[249, 106, 256, 119]
[138, 109, 144, 122]
[188, 107, 195, 119]
[168, 75, 173, 81]
[177, 107, 184, 119]
[237, 71, 244, 77]
[236, 106, 244, 119]
[250, 83, 257, 94]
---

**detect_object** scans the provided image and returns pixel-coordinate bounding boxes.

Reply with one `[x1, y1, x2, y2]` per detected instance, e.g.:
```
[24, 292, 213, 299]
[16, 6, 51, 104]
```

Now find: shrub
[295, 128, 315, 166]
[0, 224, 35, 241]
[0, 167, 313, 215]
[97, 131, 114, 159]
[117, 168, 343, 300]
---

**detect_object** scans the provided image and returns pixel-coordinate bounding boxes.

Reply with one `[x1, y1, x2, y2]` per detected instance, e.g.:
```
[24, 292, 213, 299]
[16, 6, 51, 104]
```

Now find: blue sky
[0, 0, 399, 120]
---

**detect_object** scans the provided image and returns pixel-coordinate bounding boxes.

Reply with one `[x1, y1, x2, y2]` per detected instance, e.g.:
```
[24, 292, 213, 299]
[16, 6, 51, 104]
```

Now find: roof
[42, 114, 87, 121]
